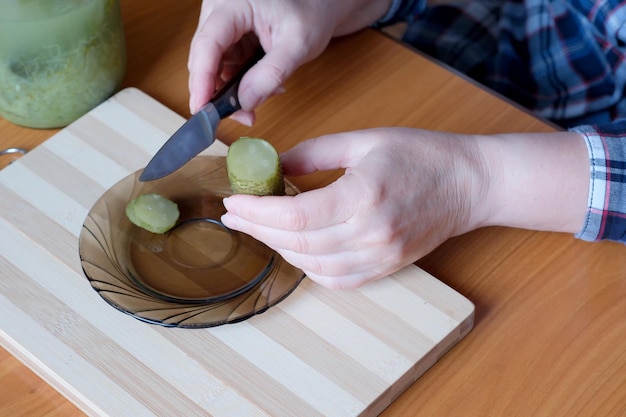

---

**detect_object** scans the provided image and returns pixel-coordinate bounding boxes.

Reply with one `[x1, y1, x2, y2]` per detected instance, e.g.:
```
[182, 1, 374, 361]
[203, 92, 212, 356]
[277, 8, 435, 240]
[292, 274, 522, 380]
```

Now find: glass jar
[0, 0, 126, 128]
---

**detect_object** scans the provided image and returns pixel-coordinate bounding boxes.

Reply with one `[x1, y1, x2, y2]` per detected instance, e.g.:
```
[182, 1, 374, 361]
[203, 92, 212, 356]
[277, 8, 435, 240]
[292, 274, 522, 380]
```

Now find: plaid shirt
[378, 0, 626, 242]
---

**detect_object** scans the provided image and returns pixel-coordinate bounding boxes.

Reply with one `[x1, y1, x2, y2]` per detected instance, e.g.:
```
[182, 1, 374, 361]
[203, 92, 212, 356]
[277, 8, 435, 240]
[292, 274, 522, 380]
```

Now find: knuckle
[302, 255, 325, 276]
[364, 222, 411, 261]
[280, 198, 310, 231]
[368, 221, 397, 246]
[260, 61, 289, 90]
[308, 258, 352, 281]
[287, 232, 310, 254]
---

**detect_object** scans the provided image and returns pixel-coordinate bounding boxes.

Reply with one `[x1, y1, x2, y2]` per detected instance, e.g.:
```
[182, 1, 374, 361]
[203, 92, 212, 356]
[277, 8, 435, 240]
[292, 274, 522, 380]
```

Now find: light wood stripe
[67, 115, 155, 173]
[0, 163, 88, 236]
[165, 329, 329, 417]
[250, 309, 389, 402]
[0, 88, 474, 416]
[18, 146, 106, 210]
[0, 185, 80, 271]
[92, 88, 186, 147]
[358, 278, 463, 340]
[210, 322, 365, 415]
[42, 130, 130, 190]
[274, 285, 414, 383]
[296, 280, 439, 357]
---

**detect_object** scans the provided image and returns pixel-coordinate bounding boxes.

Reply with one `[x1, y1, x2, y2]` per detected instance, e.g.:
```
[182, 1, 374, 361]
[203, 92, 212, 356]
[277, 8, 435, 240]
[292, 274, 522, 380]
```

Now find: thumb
[281, 131, 375, 176]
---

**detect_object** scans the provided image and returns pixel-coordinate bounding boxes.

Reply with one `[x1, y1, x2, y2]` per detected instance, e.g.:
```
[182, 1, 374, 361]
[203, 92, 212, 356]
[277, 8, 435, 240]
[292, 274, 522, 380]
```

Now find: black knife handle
[211, 47, 266, 118]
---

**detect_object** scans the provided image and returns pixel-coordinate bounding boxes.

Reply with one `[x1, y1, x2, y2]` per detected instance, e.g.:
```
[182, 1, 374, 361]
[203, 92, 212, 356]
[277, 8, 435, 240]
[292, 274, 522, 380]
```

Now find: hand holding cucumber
[220, 128, 485, 289]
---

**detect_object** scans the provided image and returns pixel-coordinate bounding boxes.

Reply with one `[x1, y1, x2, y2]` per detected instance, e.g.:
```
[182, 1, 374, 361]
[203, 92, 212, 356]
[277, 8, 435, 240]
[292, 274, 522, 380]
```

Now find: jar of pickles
[0, 0, 126, 128]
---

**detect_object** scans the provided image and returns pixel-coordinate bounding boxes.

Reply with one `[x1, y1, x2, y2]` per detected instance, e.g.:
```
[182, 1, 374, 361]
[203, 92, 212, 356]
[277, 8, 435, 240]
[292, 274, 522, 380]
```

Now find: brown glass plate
[79, 155, 304, 328]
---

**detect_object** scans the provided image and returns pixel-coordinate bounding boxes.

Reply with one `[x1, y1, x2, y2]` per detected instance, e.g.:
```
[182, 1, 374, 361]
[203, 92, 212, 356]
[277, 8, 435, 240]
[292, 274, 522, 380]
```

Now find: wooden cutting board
[0, 88, 474, 417]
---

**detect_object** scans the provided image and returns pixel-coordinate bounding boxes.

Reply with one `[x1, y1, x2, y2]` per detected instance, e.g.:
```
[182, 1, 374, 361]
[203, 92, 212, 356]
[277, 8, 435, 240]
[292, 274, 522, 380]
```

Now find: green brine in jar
[0, 0, 126, 128]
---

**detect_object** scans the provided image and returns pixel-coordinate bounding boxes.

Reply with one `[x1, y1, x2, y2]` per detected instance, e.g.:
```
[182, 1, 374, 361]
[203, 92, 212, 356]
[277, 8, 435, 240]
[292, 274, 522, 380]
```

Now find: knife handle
[211, 48, 265, 118]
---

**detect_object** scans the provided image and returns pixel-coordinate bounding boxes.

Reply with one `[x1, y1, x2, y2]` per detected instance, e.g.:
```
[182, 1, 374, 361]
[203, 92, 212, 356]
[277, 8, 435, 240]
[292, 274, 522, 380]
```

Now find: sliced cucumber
[227, 137, 285, 196]
[125, 193, 180, 234]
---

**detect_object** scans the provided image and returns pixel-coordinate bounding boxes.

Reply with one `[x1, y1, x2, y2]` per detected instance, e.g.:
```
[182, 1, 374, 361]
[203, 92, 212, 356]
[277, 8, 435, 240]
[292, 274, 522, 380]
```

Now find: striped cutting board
[0, 88, 474, 417]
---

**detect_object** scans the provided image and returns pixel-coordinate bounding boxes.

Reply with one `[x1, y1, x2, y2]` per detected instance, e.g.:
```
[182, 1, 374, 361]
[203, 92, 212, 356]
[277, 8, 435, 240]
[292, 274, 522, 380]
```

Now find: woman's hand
[188, 0, 393, 123]
[221, 128, 489, 289]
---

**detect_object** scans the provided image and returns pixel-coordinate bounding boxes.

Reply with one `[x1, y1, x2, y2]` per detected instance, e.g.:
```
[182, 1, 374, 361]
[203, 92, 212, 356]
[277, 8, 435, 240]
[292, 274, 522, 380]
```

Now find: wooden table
[1, 1, 624, 416]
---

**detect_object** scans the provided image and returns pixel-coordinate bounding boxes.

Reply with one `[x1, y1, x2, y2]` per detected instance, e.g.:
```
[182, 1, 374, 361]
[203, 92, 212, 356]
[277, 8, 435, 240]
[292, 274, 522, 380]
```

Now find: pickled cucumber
[125, 193, 180, 234]
[227, 137, 285, 196]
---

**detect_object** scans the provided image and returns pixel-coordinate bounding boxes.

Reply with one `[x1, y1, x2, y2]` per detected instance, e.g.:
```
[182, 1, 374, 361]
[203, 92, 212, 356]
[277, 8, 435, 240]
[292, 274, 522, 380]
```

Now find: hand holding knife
[139, 48, 265, 182]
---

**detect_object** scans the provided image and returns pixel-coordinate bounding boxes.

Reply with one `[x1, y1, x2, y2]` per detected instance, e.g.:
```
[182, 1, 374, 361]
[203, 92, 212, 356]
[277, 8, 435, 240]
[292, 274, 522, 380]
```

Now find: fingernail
[230, 112, 253, 127]
[189, 94, 197, 114]
[221, 213, 238, 229]
[273, 86, 286, 96]
[222, 197, 236, 213]
[220, 214, 231, 228]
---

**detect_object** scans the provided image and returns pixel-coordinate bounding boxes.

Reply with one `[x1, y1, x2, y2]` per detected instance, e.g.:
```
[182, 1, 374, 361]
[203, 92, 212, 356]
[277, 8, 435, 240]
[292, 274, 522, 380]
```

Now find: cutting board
[0, 88, 474, 417]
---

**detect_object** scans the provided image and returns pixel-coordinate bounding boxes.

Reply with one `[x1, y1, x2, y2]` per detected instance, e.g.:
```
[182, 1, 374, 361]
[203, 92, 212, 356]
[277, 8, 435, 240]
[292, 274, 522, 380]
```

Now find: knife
[139, 48, 265, 182]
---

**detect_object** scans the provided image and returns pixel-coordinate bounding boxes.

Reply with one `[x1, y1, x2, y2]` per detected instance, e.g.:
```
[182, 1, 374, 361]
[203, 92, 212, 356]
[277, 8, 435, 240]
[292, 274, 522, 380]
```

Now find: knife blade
[139, 48, 265, 182]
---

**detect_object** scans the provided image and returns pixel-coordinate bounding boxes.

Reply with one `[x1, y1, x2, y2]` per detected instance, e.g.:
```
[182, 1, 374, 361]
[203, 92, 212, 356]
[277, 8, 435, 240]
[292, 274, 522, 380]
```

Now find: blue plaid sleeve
[571, 120, 626, 243]
[396, 0, 626, 129]
[374, 0, 425, 27]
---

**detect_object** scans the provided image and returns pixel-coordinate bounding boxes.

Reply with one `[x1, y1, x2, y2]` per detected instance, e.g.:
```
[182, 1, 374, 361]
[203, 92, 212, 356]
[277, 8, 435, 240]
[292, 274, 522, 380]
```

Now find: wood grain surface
[1, 1, 625, 416]
[0, 88, 474, 416]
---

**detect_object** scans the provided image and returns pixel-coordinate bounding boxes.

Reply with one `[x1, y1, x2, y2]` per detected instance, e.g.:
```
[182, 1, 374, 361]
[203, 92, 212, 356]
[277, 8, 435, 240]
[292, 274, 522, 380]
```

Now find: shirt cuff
[570, 121, 626, 242]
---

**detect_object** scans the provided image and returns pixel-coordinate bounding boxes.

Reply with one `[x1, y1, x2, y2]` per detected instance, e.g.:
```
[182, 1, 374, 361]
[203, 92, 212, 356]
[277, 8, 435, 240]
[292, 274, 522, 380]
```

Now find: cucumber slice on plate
[126, 193, 180, 234]
[227, 137, 285, 196]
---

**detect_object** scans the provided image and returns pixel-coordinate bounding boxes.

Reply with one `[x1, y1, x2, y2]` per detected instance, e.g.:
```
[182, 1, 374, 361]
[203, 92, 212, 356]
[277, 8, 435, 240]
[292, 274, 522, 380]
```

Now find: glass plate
[79, 155, 304, 328]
